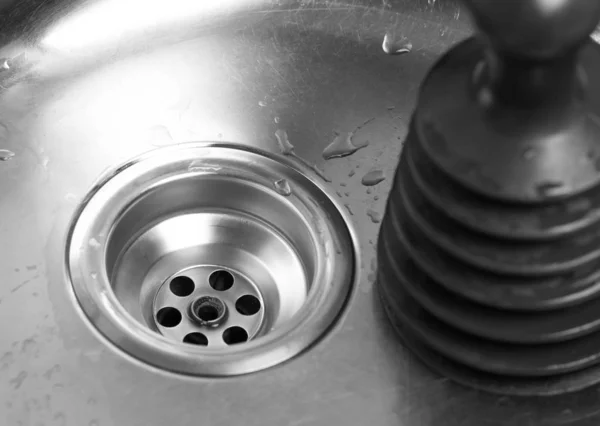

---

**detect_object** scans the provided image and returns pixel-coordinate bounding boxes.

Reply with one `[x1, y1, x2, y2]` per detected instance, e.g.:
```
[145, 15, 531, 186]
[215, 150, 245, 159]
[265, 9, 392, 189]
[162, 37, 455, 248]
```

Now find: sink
[2, 0, 596, 425]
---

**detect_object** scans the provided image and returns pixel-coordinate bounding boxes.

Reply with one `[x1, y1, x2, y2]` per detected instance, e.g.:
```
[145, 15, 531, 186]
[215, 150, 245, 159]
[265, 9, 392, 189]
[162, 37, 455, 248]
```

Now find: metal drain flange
[67, 142, 357, 376]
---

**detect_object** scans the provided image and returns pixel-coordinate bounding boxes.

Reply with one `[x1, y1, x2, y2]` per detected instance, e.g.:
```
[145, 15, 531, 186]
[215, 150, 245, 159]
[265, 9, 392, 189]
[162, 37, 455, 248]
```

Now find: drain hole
[183, 332, 209, 346]
[222, 326, 248, 345]
[209, 270, 234, 291]
[191, 296, 227, 325]
[235, 295, 261, 316]
[169, 276, 195, 297]
[156, 307, 182, 328]
[197, 305, 219, 321]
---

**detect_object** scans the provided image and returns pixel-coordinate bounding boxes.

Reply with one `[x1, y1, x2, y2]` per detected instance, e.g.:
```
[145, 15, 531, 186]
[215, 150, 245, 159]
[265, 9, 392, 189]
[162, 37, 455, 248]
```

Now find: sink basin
[2, 0, 598, 425]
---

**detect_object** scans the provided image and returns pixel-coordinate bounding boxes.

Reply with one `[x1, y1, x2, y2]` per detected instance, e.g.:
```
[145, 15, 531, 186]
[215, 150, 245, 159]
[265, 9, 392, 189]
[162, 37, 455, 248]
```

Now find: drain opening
[209, 270, 234, 291]
[169, 276, 195, 297]
[156, 307, 182, 327]
[223, 326, 249, 345]
[190, 296, 227, 326]
[235, 295, 261, 316]
[197, 305, 219, 321]
[183, 332, 209, 346]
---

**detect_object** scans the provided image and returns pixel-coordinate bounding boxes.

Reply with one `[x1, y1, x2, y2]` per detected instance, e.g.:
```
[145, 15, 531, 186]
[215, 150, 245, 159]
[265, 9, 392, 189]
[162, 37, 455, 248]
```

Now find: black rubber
[378, 38, 600, 395]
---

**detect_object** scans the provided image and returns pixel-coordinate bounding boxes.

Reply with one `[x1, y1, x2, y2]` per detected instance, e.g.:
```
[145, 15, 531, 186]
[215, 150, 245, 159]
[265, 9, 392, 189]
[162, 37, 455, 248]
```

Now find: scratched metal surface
[0, 0, 598, 425]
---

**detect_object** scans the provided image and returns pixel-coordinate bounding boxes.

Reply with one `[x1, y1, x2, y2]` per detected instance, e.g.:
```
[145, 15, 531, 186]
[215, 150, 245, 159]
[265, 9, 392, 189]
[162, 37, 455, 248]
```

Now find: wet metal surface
[1, 0, 597, 425]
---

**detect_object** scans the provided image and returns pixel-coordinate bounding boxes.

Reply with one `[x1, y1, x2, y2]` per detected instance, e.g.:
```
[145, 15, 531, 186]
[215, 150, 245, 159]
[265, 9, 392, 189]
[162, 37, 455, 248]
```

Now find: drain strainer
[66, 142, 357, 376]
[153, 266, 265, 345]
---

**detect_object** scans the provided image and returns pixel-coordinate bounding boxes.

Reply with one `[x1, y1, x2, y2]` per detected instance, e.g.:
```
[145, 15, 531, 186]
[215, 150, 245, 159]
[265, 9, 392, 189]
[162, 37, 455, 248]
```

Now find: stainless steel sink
[2, 0, 597, 425]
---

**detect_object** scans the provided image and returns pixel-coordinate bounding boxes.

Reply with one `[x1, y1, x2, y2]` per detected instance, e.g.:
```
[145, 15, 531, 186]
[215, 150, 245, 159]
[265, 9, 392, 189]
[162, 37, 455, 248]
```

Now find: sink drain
[153, 266, 264, 344]
[66, 142, 357, 376]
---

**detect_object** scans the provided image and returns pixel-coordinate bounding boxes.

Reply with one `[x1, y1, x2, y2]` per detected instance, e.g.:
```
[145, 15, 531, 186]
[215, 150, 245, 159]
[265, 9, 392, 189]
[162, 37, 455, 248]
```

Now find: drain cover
[154, 266, 265, 344]
[67, 143, 357, 376]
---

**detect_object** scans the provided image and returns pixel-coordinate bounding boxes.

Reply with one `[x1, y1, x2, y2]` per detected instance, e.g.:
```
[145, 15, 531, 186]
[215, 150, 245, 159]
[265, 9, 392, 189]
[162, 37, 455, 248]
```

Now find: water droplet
[344, 191, 350, 196]
[335, 190, 343, 197]
[367, 209, 382, 223]
[322, 132, 369, 160]
[258, 101, 267, 107]
[274, 117, 280, 124]
[362, 170, 386, 186]
[387, 106, 396, 111]
[0, 149, 15, 161]
[275, 129, 295, 155]
[348, 169, 356, 177]
[340, 182, 347, 187]
[374, 195, 380, 201]
[382, 33, 412, 55]
[273, 179, 291, 196]
[523, 147, 536, 160]
[188, 160, 222, 173]
[88, 238, 101, 249]
[367, 188, 372, 194]
[344, 204, 354, 216]
[428, 0, 435, 4]
[1, 59, 9, 71]
[90, 272, 98, 280]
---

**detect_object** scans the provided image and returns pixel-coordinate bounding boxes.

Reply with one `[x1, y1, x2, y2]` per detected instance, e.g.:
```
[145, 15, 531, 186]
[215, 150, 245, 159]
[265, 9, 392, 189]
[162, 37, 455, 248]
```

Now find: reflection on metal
[67, 143, 356, 375]
[42, 0, 261, 50]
